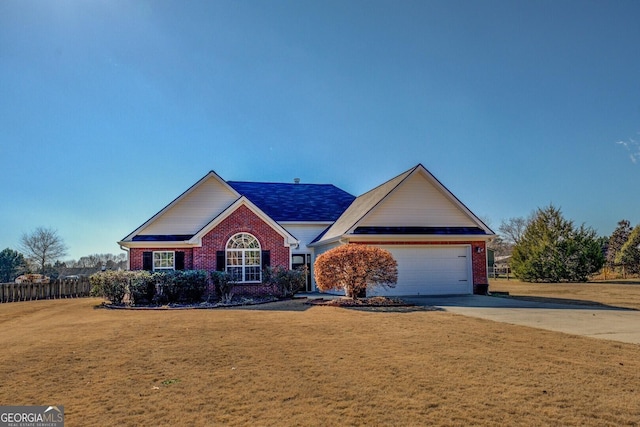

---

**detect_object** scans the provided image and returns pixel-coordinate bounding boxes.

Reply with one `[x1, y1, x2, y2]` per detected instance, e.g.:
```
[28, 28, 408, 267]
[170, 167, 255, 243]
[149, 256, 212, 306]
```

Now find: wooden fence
[0, 277, 92, 303]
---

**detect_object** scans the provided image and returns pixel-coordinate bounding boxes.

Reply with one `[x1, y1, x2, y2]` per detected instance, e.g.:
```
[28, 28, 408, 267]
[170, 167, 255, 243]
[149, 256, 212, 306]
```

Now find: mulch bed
[306, 296, 442, 312]
[306, 296, 409, 306]
[97, 296, 442, 312]
[97, 296, 279, 310]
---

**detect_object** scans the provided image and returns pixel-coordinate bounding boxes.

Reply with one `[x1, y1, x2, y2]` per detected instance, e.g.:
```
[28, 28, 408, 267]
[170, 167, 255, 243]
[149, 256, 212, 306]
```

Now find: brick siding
[130, 204, 290, 278]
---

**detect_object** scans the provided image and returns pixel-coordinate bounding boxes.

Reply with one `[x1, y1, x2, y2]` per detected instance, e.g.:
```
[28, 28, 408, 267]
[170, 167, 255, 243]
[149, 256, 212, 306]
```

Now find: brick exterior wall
[350, 240, 489, 295]
[193, 204, 290, 272]
[129, 205, 290, 281]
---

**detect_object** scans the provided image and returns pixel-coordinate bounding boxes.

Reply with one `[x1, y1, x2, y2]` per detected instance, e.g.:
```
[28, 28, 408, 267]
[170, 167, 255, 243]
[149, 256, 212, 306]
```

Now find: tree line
[0, 226, 126, 282]
[4, 213, 639, 285]
[489, 205, 640, 282]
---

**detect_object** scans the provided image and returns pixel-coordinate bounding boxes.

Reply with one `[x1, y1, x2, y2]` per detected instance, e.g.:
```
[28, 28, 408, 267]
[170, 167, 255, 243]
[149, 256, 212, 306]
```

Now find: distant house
[118, 164, 494, 295]
[57, 267, 104, 279]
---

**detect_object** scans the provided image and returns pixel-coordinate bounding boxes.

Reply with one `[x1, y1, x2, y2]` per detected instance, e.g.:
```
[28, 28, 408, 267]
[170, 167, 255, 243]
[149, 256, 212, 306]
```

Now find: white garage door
[370, 245, 472, 296]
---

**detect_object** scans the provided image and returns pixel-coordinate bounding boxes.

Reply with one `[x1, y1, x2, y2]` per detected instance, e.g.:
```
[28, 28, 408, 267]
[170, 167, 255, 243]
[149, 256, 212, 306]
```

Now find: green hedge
[90, 267, 305, 305]
[90, 270, 209, 305]
[90, 270, 130, 304]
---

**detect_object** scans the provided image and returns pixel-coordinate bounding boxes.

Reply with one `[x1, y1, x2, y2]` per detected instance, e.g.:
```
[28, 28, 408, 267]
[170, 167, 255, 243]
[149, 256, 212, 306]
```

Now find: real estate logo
[0, 406, 64, 427]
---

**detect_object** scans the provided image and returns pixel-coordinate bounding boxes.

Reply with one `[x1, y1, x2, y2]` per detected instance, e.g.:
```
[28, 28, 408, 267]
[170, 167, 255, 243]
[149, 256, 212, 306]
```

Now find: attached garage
[370, 245, 473, 296]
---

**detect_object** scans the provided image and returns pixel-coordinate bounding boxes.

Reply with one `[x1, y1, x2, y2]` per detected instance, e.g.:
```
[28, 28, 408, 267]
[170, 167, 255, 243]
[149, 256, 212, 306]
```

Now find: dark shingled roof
[228, 181, 355, 222]
[132, 235, 194, 242]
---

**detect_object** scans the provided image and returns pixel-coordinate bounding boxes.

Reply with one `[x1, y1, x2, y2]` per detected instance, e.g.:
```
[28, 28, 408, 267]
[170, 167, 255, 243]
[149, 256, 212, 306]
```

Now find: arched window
[226, 233, 261, 282]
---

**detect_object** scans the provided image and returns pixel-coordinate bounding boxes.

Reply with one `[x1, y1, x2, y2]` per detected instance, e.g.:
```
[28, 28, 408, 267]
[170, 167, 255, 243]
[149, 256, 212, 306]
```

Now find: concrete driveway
[404, 295, 640, 345]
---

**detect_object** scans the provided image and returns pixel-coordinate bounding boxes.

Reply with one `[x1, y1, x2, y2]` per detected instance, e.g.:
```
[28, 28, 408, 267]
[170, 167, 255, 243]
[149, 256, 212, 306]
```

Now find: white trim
[349, 166, 492, 236]
[153, 251, 175, 271]
[344, 234, 493, 243]
[188, 196, 299, 247]
[313, 164, 494, 246]
[307, 235, 342, 247]
[121, 171, 240, 242]
[118, 197, 301, 250]
[118, 241, 194, 249]
[278, 221, 334, 226]
[225, 233, 262, 283]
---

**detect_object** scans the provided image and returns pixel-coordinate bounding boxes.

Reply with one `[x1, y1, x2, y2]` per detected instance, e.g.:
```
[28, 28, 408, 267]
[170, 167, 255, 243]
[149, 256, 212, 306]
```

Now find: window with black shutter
[216, 251, 225, 272]
[175, 251, 185, 270]
[261, 250, 270, 270]
[142, 252, 153, 271]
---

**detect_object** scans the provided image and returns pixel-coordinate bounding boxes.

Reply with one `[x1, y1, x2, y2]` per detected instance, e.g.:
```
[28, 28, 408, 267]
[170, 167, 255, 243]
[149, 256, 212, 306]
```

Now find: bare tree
[487, 235, 513, 257]
[19, 227, 68, 274]
[498, 216, 529, 246]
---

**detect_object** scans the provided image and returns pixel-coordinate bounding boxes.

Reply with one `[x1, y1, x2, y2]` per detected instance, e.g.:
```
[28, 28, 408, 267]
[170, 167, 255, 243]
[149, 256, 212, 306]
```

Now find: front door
[292, 254, 312, 292]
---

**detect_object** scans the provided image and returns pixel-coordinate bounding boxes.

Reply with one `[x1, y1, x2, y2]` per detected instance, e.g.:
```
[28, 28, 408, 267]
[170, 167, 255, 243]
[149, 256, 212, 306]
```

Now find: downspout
[119, 244, 130, 271]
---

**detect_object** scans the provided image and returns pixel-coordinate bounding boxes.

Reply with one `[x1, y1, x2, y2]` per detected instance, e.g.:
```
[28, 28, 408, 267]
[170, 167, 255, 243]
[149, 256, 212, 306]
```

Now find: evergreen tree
[606, 219, 633, 269]
[511, 205, 604, 282]
[0, 248, 27, 282]
[615, 226, 640, 275]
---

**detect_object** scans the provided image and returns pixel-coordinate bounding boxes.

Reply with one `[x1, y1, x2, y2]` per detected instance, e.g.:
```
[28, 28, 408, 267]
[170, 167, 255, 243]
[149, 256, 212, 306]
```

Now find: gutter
[118, 243, 130, 270]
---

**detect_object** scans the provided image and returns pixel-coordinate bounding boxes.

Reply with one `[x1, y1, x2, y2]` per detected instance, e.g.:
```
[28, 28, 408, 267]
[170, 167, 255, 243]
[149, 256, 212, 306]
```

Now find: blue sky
[1, 0, 639, 260]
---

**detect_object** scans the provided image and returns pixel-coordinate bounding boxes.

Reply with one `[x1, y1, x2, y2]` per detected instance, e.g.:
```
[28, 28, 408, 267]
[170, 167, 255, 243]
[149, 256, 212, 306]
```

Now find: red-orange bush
[314, 245, 398, 299]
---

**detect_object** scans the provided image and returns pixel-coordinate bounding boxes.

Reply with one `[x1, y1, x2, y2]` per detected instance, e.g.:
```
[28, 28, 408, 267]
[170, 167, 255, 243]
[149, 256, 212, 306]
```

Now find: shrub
[211, 271, 236, 304]
[263, 266, 306, 298]
[314, 245, 398, 299]
[128, 271, 155, 305]
[173, 270, 209, 302]
[92, 269, 216, 305]
[90, 270, 129, 304]
[149, 270, 209, 304]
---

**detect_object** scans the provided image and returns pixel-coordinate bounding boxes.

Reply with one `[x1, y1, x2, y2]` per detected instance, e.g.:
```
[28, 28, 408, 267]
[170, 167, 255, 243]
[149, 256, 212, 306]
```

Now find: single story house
[118, 164, 494, 295]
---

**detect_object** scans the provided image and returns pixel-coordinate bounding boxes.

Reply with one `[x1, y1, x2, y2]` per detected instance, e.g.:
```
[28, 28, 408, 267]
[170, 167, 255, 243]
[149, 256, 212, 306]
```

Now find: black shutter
[261, 250, 270, 270]
[216, 251, 225, 272]
[175, 251, 185, 270]
[142, 252, 153, 271]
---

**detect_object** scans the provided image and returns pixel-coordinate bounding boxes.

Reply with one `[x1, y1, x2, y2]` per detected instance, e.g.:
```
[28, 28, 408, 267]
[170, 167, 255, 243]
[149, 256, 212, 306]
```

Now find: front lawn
[1, 297, 639, 426]
[490, 278, 640, 310]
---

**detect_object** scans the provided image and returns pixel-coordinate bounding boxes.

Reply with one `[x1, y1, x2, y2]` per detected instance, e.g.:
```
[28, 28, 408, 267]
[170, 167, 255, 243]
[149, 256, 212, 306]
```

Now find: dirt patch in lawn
[1, 298, 639, 426]
[490, 279, 640, 310]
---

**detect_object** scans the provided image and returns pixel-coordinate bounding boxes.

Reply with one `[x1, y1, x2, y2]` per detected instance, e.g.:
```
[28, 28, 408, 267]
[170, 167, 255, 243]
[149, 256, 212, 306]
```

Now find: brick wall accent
[129, 205, 291, 279]
[350, 240, 489, 294]
[129, 248, 194, 270]
[193, 204, 290, 272]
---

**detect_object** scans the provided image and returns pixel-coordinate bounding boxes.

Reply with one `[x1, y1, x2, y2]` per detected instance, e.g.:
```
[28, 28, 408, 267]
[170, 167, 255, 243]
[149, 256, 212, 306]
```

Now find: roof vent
[294, 178, 300, 184]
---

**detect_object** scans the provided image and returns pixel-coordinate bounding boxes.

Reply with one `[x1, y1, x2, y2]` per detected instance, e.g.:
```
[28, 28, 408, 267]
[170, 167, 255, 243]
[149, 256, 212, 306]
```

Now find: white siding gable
[281, 223, 332, 249]
[138, 174, 239, 236]
[358, 170, 477, 228]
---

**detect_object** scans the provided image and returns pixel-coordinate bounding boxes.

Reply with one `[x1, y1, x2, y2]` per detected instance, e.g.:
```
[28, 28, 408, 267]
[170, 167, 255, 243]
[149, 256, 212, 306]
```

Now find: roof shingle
[227, 181, 355, 222]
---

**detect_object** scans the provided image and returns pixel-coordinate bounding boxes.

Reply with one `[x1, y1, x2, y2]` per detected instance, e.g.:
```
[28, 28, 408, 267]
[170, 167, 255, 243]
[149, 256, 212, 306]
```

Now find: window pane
[227, 251, 242, 266]
[225, 233, 262, 282]
[245, 250, 260, 266]
[153, 252, 174, 269]
[245, 266, 261, 282]
[227, 267, 242, 281]
[227, 233, 260, 249]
